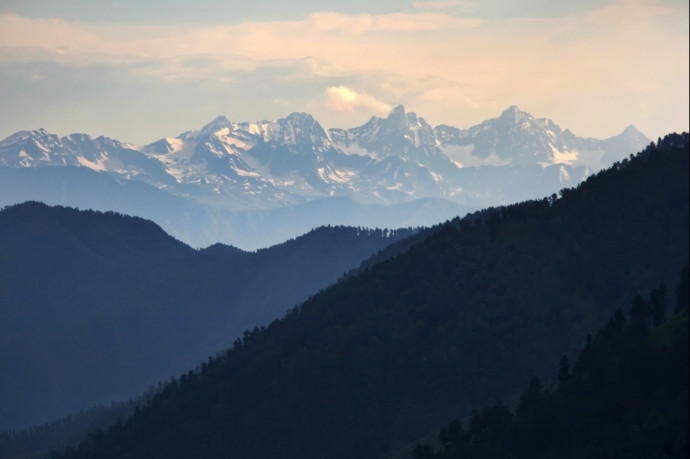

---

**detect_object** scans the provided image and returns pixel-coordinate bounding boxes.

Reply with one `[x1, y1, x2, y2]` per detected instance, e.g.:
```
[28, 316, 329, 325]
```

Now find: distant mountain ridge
[0, 106, 648, 203]
[0, 106, 649, 248]
[0, 202, 416, 432]
[435, 105, 649, 169]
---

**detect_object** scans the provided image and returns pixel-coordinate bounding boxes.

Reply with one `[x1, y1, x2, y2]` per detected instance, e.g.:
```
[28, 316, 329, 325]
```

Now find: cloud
[0, 1, 687, 141]
[326, 86, 392, 114]
[0, 11, 480, 71]
[308, 12, 480, 33]
[412, 1, 476, 13]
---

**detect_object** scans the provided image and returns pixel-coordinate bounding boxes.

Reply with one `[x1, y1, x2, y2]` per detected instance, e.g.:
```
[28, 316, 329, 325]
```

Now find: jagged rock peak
[0, 129, 62, 152]
[200, 115, 233, 137]
[284, 112, 317, 123]
[64, 133, 93, 142]
[282, 112, 326, 133]
[603, 125, 649, 142]
[277, 112, 330, 145]
[384, 105, 407, 127]
[622, 125, 645, 136]
[144, 137, 179, 155]
[499, 105, 530, 124]
[1, 128, 49, 142]
[389, 104, 406, 115]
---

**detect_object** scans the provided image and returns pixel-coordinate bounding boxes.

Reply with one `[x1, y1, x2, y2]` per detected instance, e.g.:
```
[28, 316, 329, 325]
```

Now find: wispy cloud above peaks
[0, 1, 687, 144]
[412, 1, 476, 13]
[308, 11, 480, 33]
[326, 86, 392, 114]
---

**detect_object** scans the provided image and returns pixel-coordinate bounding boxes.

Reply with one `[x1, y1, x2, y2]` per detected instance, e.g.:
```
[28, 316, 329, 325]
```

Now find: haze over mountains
[0, 205, 415, 432]
[0, 106, 649, 249]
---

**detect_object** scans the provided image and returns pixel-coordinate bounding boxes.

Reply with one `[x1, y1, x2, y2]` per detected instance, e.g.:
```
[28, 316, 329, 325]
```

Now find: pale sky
[0, 0, 687, 145]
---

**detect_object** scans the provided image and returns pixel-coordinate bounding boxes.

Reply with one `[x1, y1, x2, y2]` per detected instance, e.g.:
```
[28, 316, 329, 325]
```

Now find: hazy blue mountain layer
[0, 205, 415, 431]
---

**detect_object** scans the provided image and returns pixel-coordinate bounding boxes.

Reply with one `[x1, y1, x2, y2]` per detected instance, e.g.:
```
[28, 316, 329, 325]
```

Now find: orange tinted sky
[0, 0, 687, 143]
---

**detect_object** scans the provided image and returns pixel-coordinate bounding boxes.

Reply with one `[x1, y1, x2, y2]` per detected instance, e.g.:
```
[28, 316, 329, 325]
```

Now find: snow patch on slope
[77, 156, 107, 172]
[559, 165, 571, 182]
[549, 145, 579, 165]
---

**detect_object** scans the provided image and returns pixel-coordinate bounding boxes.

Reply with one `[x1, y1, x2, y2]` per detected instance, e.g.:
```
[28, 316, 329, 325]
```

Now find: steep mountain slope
[0, 205, 414, 431]
[0, 106, 648, 248]
[413, 270, 689, 459]
[48, 133, 688, 459]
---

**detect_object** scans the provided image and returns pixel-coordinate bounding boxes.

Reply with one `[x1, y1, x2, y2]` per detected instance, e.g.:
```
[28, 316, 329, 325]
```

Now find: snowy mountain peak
[598, 124, 651, 165]
[64, 133, 93, 143]
[502, 104, 521, 114]
[389, 104, 406, 116]
[0, 128, 63, 167]
[0, 128, 57, 146]
[383, 104, 408, 129]
[284, 111, 316, 123]
[435, 106, 650, 168]
[200, 115, 233, 138]
[358, 104, 433, 137]
[144, 137, 183, 155]
[620, 125, 646, 138]
[498, 105, 531, 126]
[262, 112, 331, 147]
[601, 125, 648, 145]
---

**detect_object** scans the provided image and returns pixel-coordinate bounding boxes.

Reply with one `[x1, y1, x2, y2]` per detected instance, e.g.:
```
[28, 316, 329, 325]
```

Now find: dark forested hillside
[0, 206, 414, 434]
[47, 133, 689, 459]
[413, 268, 689, 459]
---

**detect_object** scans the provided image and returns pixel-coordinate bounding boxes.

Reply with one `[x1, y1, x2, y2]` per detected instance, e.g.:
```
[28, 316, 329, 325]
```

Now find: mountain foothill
[0, 205, 416, 434]
[2, 132, 686, 458]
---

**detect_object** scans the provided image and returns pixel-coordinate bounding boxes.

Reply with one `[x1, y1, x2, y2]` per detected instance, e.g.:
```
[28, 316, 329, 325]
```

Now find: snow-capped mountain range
[435, 105, 649, 169]
[0, 106, 649, 248]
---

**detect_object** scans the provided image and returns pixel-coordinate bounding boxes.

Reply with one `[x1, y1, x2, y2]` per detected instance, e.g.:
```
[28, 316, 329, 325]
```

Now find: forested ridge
[0, 396, 152, 459]
[413, 267, 689, 458]
[0, 204, 414, 440]
[40, 133, 688, 459]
